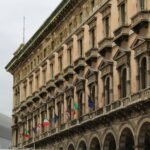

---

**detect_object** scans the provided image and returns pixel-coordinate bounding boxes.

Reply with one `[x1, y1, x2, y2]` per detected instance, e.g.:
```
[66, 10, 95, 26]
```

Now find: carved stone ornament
[113, 48, 130, 68]
[65, 85, 74, 98]
[98, 59, 113, 77]
[85, 68, 98, 85]
[131, 36, 150, 57]
[74, 76, 85, 92]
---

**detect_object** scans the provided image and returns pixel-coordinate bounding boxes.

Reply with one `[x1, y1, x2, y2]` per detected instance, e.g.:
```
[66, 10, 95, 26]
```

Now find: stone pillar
[147, 56, 150, 87]
[47, 59, 50, 82]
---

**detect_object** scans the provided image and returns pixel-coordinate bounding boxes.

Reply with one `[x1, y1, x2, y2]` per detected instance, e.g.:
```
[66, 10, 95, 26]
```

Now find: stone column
[147, 55, 150, 87]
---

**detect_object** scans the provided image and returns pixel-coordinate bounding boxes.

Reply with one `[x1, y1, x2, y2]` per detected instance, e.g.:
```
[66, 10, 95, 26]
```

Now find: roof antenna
[23, 16, 26, 44]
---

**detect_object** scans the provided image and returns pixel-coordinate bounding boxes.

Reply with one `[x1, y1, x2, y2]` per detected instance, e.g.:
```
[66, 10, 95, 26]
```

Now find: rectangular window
[41, 111, 45, 133]
[51, 41, 54, 50]
[67, 48, 72, 65]
[91, 0, 95, 12]
[49, 107, 53, 129]
[43, 70, 46, 85]
[24, 86, 27, 99]
[50, 63, 54, 79]
[44, 49, 47, 58]
[36, 75, 39, 90]
[60, 32, 63, 42]
[69, 23, 72, 33]
[37, 55, 40, 64]
[104, 16, 110, 37]
[140, 0, 145, 10]
[29, 80, 33, 95]
[58, 56, 63, 72]
[78, 38, 83, 57]
[80, 12, 83, 24]
[90, 28, 96, 48]
[120, 3, 126, 25]
[31, 62, 33, 70]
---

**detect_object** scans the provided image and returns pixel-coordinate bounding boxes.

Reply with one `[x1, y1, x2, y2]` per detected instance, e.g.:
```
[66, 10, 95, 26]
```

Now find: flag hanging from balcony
[53, 113, 59, 123]
[36, 123, 41, 131]
[66, 110, 71, 119]
[43, 117, 49, 126]
[88, 95, 94, 108]
[72, 108, 76, 116]
[23, 128, 30, 138]
[73, 102, 78, 110]
[32, 127, 36, 133]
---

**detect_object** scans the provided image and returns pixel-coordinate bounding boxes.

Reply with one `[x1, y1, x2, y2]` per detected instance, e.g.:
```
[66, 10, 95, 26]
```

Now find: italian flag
[73, 102, 78, 110]
[24, 128, 30, 139]
[72, 108, 76, 116]
[43, 117, 49, 126]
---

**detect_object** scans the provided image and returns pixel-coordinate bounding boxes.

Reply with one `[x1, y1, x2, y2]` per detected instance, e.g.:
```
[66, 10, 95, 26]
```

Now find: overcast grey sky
[0, 0, 61, 116]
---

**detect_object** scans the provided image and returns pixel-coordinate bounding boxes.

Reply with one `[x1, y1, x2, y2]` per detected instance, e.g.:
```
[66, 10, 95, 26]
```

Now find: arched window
[119, 128, 135, 150]
[78, 92, 83, 117]
[105, 77, 111, 105]
[78, 141, 87, 150]
[90, 137, 101, 150]
[103, 133, 116, 150]
[138, 122, 150, 150]
[121, 68, 127, 98]
[140, 57, 147, 89]
[68, 144, 75, 150]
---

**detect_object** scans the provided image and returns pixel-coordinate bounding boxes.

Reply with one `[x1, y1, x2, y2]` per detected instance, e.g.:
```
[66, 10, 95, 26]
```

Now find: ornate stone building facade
[6, 0, 150, 149]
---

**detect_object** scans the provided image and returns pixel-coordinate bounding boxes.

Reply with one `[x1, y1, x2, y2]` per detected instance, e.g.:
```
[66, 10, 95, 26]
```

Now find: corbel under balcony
[85, 48, 99, 66]
[64, 65, 74, 81]
[131, 10, 150, 33]
[26, 96, 33, 107]
[74, 57, 86, 74]
[46, 79, 55, 92]
[98, 37, 113, 57]
[39, 85, 47, 97]
[55, 73, 64, 87]
[113, 25, 130, 46]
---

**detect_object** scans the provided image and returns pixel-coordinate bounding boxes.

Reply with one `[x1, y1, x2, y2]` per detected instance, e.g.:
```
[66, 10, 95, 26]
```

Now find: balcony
[113, 25, 130, 45]
[74, 57, 86, 73]
[22, 87, 150, 148]
[131, 10, 150, 33]
[85, 48, 99, 66]
[64, 65, 74, 81]
[59, 123, 66, 131]
[98, 38, 113, 56]
[55, 73, 64, 87]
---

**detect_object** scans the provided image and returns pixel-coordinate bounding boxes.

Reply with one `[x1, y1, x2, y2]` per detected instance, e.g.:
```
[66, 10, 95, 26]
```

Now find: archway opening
[90, 137, 101, 150]
[78, 141, 87, 150]
[103, 133, 116, 150]
[68, 144, 75, 150]
[119, 128, 134, 150]
[138, 122, 150, 150]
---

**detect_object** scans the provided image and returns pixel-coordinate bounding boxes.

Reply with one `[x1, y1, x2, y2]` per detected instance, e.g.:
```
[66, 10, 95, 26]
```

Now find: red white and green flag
[66, 110, 71, 119]
[23, 128, 30, 139]
[73, 102, 78, 110]
[36, 123, 41, 131]
[71, 108, 76, 116]
[43, 117, 49, 126]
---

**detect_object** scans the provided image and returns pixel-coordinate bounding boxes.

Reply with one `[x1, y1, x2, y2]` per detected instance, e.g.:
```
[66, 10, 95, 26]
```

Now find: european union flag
[53, 113, 59, 123]
[88, 95, 94, 108]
